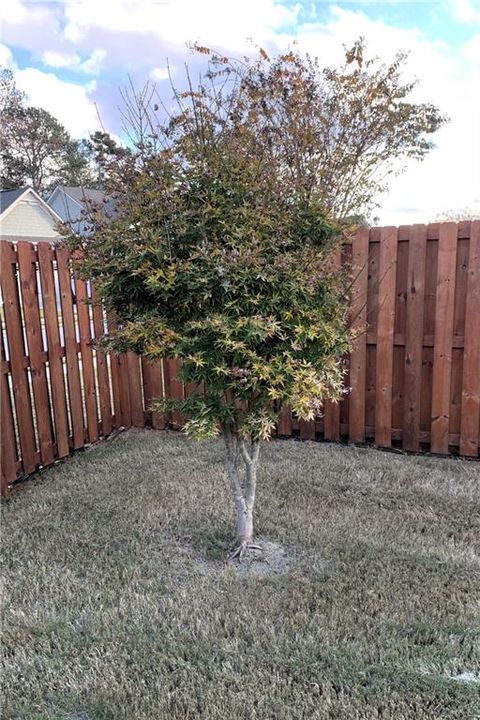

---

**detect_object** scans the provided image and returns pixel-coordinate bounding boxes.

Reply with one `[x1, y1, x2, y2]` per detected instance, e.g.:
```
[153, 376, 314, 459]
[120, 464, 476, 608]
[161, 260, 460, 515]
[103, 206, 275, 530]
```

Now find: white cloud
[0, 0, 27, 25]
[150, 66, 171, 82]
[464, 33, 480, 63]
[0, 0, 61, 53]
[15, 68, 101, 138]
[0, 43, 15, 68]
[63, 0, 299, 51]
[295, 6, 453, 92]
[447, 0, 480, 25]
[42, 50, 81, 68]
[80, 48, 107, 75]
[41, 48, 106, 75]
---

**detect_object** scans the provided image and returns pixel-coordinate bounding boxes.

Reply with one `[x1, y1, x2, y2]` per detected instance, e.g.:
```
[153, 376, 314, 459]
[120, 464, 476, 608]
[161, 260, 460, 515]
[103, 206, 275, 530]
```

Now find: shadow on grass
[188, 526, 233, 560]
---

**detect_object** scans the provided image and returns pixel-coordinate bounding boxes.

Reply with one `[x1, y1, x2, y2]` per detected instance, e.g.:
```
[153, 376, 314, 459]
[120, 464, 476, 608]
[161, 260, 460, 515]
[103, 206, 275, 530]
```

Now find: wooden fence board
[164, 358, 185, 429]
[105, 311, 123, 427]
[142, 359, 165, 429]
[108, 355, 123, 427]
[75, 278, 99, 442]
[365, 240, 380, 433]
[339, 360, 349, 434]
[324, 247, 341, 441]
[117, 354, 132, 427]
[339, 243, 351, 431]
[56, 247, 85, 448]
[1, 333, 17, 490]
[127, 352, 145, 427]
[375, 227, 398, 447]
[450, 238, 470, 436]
[92, 289, 112, 437]
[277, 406, 292, 436]
[460, 220, 480, 456]
[323, 402, 340, 442]
[37, 243, 70, 458]
[431, 223, 458, 453]
[155, 362, 167, 430]
[141, 358, 154, 425]
[420, 236, 438, 437]
[17, 242, 54, 466]
[403, 224, 427, 451]
[349, 227, 369, 442]
[299, 418, 316, 440]
[1, 242, 37, 473]
[392, 234, 409, 432]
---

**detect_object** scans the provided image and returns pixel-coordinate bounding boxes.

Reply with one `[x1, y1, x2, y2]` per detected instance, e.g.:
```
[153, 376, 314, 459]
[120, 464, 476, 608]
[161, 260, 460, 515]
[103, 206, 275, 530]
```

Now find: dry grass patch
[2, 430, 479, 719]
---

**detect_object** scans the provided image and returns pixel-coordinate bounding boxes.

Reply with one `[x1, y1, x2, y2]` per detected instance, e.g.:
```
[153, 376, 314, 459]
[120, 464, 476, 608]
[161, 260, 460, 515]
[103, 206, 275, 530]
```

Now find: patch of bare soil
[194, 539, 294, 578]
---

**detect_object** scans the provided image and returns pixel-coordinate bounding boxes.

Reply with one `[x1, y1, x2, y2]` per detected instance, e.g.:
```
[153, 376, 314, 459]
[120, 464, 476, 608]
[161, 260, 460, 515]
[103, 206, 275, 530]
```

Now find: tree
[435, 207, 480, 222]
[83, 130, 133, 187]
[67, 44, 444, 557]
[61, 137, 100, 189]
[0, 68, 96, 193]
[0, 105, 95, 193]
[0, 68, 25, 114]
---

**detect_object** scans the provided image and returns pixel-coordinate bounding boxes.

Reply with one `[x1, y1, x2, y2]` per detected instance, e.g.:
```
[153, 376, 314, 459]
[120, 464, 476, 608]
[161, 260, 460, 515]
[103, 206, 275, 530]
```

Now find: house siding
[0, 198, 60, 240]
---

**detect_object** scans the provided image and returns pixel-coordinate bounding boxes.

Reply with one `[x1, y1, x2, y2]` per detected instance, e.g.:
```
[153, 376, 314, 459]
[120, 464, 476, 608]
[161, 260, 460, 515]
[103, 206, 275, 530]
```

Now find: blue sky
[1, 0, 479, 223]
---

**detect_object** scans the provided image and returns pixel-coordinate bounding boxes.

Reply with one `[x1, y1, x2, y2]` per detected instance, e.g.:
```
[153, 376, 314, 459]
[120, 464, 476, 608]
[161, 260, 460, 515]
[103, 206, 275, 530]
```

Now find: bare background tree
[0, 68, 111, 194]
[435, 207, 480, 221]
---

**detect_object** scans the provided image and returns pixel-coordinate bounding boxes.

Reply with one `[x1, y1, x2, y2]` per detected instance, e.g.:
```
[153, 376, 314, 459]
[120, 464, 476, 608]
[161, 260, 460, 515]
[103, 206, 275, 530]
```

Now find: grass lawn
[2, 430, 479, 719]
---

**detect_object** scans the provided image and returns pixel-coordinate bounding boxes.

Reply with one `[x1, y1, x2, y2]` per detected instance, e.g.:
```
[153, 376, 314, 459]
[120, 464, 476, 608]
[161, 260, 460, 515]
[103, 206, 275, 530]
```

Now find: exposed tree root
[229, 542, 263, 561]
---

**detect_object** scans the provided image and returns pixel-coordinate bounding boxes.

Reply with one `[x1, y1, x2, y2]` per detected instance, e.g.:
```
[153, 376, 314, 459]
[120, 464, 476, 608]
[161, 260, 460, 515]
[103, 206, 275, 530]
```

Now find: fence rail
[1, 222, 479, 493]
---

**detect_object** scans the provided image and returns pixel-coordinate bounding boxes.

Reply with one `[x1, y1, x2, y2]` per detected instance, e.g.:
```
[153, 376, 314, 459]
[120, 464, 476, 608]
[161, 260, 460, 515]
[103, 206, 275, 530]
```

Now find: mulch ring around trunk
[190, 538, 296, 578]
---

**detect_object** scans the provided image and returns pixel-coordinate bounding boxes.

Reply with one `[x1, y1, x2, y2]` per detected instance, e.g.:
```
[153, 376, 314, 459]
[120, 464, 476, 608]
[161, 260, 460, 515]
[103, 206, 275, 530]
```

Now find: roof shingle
[0, 188, 28, 215]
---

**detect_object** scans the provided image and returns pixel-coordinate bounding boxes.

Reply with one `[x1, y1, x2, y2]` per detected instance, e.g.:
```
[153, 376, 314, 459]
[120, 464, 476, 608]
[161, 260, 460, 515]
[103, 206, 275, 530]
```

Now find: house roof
[59, 186, 108, 204]
[0, 187, 63, 224]
[0, 188, 28, 215]
[49, 185, 117, 220]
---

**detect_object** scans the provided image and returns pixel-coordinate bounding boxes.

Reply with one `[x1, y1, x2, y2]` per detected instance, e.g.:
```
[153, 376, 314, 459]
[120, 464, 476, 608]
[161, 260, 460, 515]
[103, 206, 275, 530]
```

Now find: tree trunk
[236, 504, 254, 545]
[221, 424, 261, 554]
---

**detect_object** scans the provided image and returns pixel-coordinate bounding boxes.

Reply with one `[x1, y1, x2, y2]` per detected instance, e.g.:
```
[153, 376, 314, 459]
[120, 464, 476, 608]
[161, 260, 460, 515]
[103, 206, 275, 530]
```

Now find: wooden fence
[1, 222, 479, 493]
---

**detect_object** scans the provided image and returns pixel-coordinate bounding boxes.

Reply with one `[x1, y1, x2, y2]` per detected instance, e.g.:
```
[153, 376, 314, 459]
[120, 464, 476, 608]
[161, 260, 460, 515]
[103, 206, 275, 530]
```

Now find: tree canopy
[114, 40, 446, 220]
[72, 48, 355, 437]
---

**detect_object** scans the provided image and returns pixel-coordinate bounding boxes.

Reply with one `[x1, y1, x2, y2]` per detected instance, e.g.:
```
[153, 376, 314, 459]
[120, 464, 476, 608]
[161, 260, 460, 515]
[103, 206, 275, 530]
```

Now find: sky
[1, 0, 479, 224]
